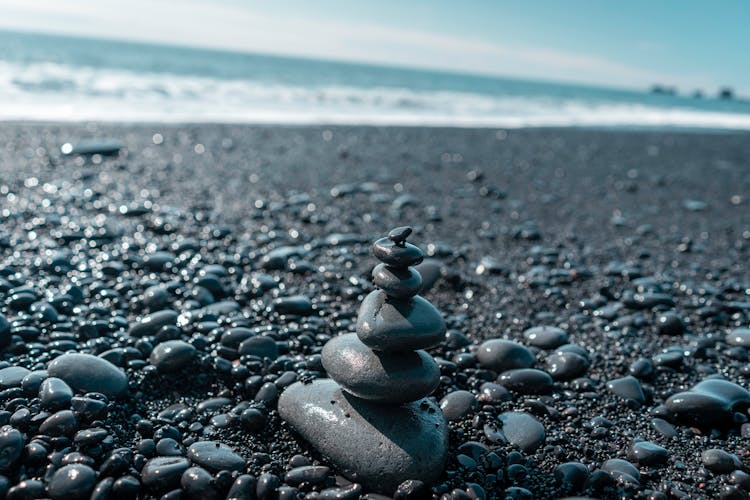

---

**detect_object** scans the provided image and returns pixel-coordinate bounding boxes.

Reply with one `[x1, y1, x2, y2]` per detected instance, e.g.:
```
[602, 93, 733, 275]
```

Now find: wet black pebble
[238, 336, 279, 360]
[128, 309, 179, 337]
[701, 449, 742, 474]
[476, 340, 534, 372]
[48, 464, 96, 500]
[284, 465, 331, 486]
[629, 441, 669, 466]
[141, 456, 190, 492]
[656, 313, 686, 336]
[47, 353, 128, 398]
[727, 328, 750, 348]
[606, 375, 646, 405]
[439, 390, 477, 421]
[522, 326, 568, 349]
[181, 466, 219, 500]
[187, 441, 245, 472]
[273, 296, 314, 316]
[39, 377, 73, 410]
[498, 369, 553, 394]
[149, 340, 197, 372]
[0, 426, 24, 470]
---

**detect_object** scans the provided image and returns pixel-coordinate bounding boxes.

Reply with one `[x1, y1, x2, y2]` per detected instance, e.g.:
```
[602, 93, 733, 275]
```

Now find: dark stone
[545, 351, 589, 380]
[181, 466, 220, 500]
[727, 328, 750, 348]
[238, 336, 279, 360]
[664, 378, 750, 427]
[496, 412, 545, 453]
[476, 340, 535, 372]
[47, 353, 128, 398]
[522, 326, 568, 349]
[602, 458, 640, 484]
[413, 259, 443, 294]
[39, 410, 78, 436]
[142, 457, 190, 492]
[498, 369, 553, 395]
[39, 377, 73, 410]
[48, 464, 96, 500]
[701, 448, 741, 473]
[284, 465, 330, 486]
[439, 390, 477, 421]
[149, 340, 197, 372]
[187, 441, 245, 472]
[128, 309, 179, 337]
[656, 313, 686, 336]
[606, 376, 646, 405]
[629, 441, 669, 466]
[278, 379, 448, 493]
[0, 426, 24, 470]
[356, 291, 445, 351]
[273, 296, 314, 316]
[0, 367, 30, 388]
[61, 138, 124, 156]
[322, 333, 439, 403]
[371, 264, 422, 299]
[372, 238, 424, 267]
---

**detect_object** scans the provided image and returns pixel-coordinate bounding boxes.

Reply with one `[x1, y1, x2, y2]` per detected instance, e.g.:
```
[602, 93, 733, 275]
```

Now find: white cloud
[0, 0, 718, 90]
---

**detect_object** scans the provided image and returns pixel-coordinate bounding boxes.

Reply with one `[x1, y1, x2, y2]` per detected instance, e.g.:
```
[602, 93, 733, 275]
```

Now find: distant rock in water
[61, 138, 125, 156]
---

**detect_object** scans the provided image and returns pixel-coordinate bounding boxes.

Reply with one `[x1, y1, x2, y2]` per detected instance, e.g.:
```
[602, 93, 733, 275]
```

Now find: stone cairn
[279, 227, 448, 493]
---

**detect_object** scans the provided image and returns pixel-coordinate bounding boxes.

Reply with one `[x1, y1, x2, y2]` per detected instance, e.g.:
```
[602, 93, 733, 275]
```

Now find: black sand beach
[1, 123, 750, 499]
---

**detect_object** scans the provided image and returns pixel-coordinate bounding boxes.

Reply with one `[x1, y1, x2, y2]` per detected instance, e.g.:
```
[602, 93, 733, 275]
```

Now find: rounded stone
[322, 333, 439, 403]
[372, 238, 424, 267]
[128, 309, 179, 337]
[142, 457, 191, 492]
[187, 441, 245, 472]
[656, 313, 686, 336]
[628, 441, 669, 466]
[497, 412, 545, 453]
[476, 340, 535, 372]
[701, 448, 741, 474]
[371, 264, 422, 299]
[665, 378, 750, 427]
[522, 326, 568, 349]
[439, 390, 477, 421]
[47, 353, 128, 398]
[0, 367, 31, 388]
[545, 351, 590, 380]
[278, 379, 448, 494]
[498, 369, 554, 395]
[39, 377, 73, 410]
[727, 328, 750, 348]
[606, 375, 645, 405]
[149, 340, 197, 372]
[238, 336, 279, 360]
[48, 464, 96, 500]
[356, 291, 445, 351]
[0, 426, 24, 470]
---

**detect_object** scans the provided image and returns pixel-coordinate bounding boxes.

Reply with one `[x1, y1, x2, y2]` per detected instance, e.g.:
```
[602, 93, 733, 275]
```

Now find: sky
[0, 0, 748, 93]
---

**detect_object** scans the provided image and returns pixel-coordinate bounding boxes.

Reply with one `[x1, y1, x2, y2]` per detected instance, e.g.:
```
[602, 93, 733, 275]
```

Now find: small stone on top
[388, 226, 413, 246]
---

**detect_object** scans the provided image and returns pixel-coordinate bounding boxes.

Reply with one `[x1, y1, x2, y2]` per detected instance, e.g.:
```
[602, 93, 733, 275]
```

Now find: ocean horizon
[2, 29, 750, 130]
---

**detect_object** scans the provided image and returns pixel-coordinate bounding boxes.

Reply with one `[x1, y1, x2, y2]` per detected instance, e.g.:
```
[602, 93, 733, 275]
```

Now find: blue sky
[1, 0, 748, 93]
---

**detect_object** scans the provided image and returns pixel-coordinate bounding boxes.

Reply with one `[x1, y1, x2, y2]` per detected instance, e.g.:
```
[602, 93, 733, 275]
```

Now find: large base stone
[278, 379, 448, 494]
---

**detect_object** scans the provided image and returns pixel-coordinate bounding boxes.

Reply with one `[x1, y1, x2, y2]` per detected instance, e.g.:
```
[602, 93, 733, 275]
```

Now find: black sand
[1, 123, 750, 499]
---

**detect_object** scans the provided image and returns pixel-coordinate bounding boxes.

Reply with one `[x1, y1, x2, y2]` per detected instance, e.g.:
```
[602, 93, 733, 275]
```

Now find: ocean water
[2, 29, 750, 129]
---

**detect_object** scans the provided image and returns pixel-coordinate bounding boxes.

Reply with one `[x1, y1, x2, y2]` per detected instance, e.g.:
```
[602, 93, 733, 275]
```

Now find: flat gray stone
[371, 264, 422, 299]
[279, 379, 448, 494]
[149, 340, 197, 372]
[187, 441, 245, 472]
[47, 353, 128, 398]
[372, 238, 424, 267]
[356, 291, 445, 351]
[606, 375, 645, 405]
[497, 411, 546, 453]
[322, 333, 439, 403]
[476, 340, 535, 372]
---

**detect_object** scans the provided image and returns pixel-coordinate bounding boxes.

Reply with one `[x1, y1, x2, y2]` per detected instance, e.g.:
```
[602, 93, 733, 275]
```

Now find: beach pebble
[47, 353, 128, 398]
[322, 333, 439, 403]
[629, 441, 669, 466]
[726, 328, 750, 347]
[522, 326, 568, 349]
[545, 351, 590, 380]
[701, 449, 741, 474]
[371, 263, 422, 298]
[39, 377, 73, 410]
[238, 336, 279, 360]
[0, 426, 24, 470]
[656, 313, 686, 336]
[187, 441, 245, 472]
[496, 411, 545, 453]
[476, 339, 535, 372]
[356, 291, 445, 351]
[284, 465, 331, 486]
[439, 390, 477, 421]
[48, 464, 96, 500]
[278, 379, 447, 492]
[128, 309, 179, 337]
[498, 369, 553, 394]
[141, 457, 191, 492]
[665, 378, 750, 427]
[602, 458, 640, 483]
[606, 375, 646, 405]
[413, 259, 443, 293]
[149, 340, 196, 372]
[181, 466, 218, 499]
[273, 295, 314, 316]
[555, 462, 589, 491]
[0, 367, 31, 388]
[39, 410, 78, 436]
[372, 238, 424, 267]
